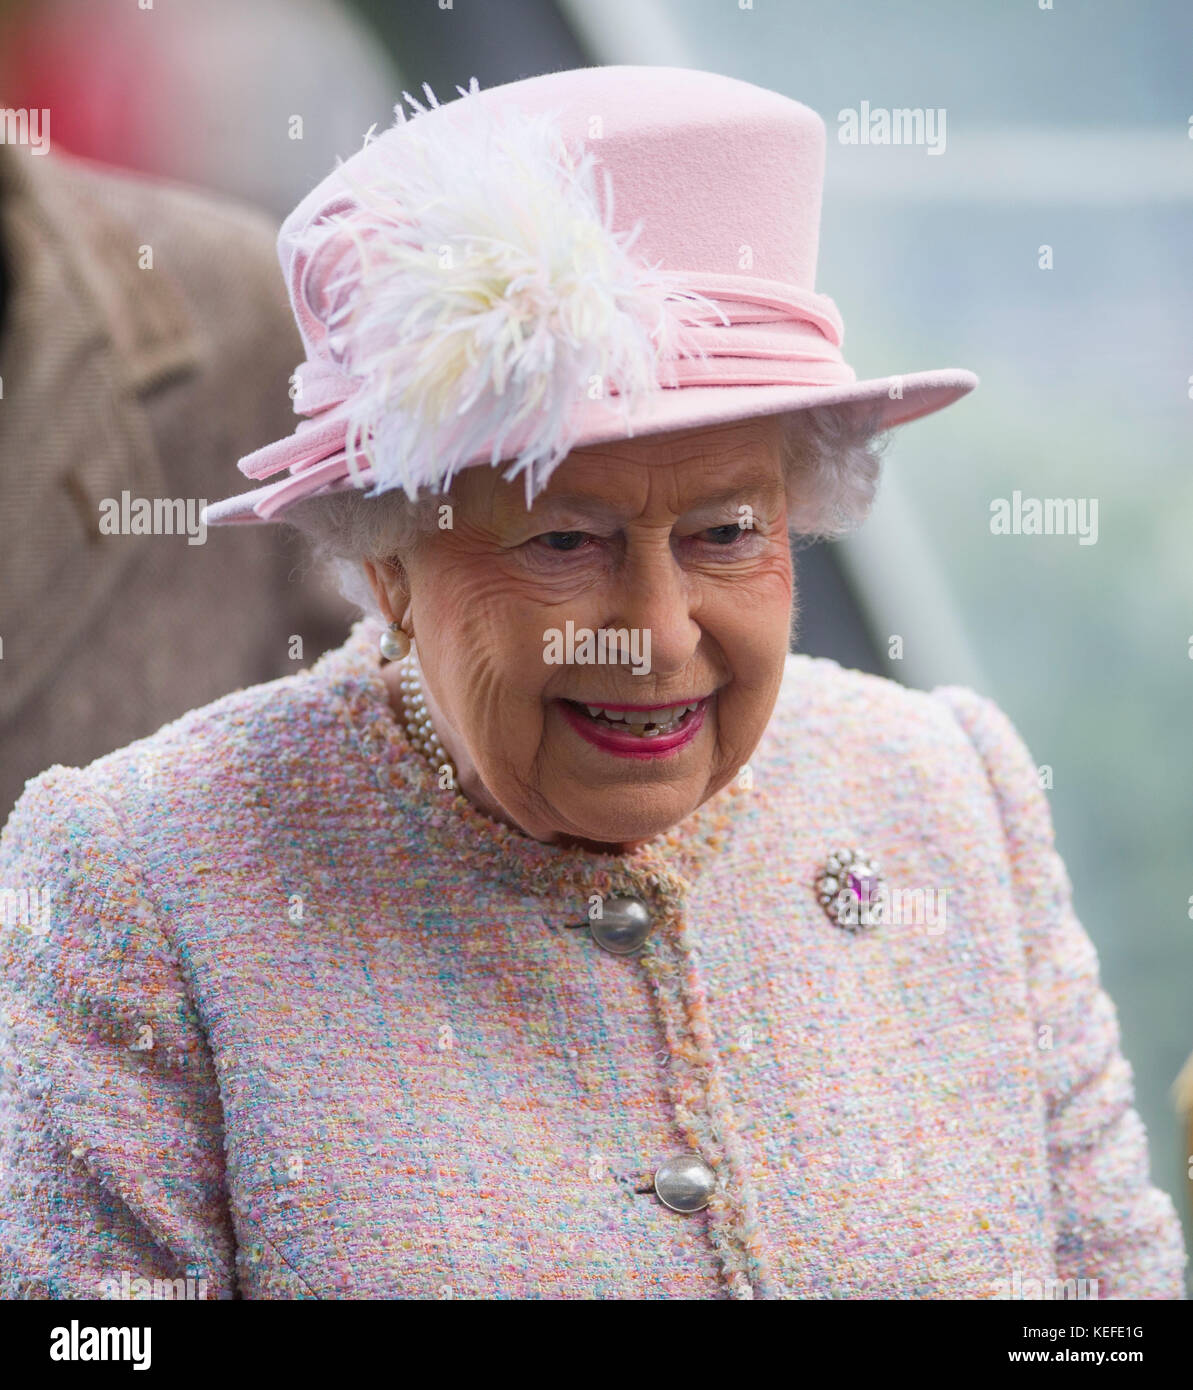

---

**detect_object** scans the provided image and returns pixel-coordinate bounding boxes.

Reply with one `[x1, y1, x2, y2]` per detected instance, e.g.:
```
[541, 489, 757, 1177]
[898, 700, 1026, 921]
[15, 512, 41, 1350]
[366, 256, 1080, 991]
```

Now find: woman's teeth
[579, 702, 700, 736]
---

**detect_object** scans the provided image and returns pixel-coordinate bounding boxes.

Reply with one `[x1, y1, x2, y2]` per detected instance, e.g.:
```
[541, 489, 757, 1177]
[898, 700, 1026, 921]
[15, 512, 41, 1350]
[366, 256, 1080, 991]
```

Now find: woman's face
[366, 416, 794, 850]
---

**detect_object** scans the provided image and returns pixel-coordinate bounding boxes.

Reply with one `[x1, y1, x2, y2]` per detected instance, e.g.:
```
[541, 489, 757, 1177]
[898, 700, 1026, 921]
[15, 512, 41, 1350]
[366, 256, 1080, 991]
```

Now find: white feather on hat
[291, 80, 723, 505]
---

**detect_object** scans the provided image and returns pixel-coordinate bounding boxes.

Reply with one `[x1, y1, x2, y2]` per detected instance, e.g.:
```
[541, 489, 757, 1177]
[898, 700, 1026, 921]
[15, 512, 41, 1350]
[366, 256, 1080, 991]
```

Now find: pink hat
[202, 65, 976, 527]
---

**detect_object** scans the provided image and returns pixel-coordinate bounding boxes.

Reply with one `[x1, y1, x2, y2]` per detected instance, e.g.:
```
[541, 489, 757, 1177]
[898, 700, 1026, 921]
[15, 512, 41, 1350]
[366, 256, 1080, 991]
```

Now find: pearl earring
[379, 622, 411, 662]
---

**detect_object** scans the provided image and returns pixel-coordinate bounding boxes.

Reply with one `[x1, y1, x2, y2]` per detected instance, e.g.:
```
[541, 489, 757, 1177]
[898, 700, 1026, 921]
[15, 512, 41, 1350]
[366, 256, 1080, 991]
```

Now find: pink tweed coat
[0, 616, 1184, 1299]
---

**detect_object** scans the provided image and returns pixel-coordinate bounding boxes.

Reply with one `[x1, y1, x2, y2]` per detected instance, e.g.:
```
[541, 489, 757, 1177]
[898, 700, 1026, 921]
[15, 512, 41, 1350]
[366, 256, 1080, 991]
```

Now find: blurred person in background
[0, 0, 398, 813]
[0, 137, 353, 816]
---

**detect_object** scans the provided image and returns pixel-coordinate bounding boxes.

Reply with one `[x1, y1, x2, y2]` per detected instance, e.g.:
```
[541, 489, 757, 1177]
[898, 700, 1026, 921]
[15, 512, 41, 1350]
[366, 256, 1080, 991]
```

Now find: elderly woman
[0, 66, 1184, 1301]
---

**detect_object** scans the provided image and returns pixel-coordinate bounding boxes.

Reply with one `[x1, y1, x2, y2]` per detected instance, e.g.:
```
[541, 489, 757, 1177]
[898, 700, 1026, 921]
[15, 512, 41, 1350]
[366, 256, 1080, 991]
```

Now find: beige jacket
[0, 145, 353, 818]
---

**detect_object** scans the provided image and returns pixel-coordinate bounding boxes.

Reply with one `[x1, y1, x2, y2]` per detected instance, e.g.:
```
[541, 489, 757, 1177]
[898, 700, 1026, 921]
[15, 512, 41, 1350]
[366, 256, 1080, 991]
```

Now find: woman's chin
[540, 781, 707, 849]
[471, 707, 731, 847]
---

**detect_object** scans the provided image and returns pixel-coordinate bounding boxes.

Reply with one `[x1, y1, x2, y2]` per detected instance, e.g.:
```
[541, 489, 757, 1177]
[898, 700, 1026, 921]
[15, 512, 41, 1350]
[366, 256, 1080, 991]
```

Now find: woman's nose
[605, 541, 700, 678]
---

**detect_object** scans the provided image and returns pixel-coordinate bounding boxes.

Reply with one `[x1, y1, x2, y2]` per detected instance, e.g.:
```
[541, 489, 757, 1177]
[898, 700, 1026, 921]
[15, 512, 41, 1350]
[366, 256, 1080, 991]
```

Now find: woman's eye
[536, 531, 592, 552]
[703, 523, 749, 545]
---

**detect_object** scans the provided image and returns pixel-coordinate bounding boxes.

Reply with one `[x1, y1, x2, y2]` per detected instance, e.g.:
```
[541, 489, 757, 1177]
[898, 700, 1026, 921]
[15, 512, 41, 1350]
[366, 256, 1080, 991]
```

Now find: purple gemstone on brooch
[817, 847, 885, 931]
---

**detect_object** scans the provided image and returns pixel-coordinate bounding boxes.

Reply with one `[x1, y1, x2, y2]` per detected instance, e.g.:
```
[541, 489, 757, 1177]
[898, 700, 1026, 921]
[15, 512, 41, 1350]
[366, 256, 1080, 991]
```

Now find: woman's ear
[363, 556, 412, 628]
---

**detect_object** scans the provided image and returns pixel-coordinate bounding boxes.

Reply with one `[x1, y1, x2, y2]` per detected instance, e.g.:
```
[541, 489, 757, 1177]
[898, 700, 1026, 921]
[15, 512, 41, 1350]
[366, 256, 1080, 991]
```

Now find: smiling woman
[0, 65, 1184, 1301]
[377, 418, 792, 850]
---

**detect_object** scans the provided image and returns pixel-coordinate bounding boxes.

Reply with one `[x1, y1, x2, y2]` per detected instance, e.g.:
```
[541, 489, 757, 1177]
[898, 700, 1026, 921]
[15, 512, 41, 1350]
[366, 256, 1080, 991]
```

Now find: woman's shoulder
[760, 651, 1039, 802]
[2, 621, 379, 843]
[767, 650, 995, 744]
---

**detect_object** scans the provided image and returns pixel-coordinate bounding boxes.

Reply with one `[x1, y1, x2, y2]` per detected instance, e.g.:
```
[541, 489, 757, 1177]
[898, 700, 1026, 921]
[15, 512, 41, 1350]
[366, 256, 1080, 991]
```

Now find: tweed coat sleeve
[933, 685, 1187, 1299]
[0, 765, 236, 1299]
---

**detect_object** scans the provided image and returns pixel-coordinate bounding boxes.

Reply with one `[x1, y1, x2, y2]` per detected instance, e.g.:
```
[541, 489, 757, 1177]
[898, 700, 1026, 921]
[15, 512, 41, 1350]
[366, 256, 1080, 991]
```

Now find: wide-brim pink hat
[202, 65, 977, 527]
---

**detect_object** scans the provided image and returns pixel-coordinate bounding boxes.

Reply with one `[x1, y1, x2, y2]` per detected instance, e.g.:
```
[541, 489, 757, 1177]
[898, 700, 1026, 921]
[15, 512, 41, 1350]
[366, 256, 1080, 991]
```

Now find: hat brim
[202, 367, 977, 526]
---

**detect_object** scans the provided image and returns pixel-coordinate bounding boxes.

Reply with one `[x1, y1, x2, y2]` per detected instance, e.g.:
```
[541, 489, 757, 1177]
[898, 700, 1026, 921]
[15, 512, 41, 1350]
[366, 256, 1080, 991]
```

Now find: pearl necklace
[396, 655, 452, 776]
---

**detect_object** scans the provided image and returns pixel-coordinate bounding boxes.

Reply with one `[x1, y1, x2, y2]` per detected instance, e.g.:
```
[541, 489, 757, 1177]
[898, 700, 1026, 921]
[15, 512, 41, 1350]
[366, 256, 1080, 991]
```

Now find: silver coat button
[589, 894, 652, 955]
[653, 1154, 716, 1213]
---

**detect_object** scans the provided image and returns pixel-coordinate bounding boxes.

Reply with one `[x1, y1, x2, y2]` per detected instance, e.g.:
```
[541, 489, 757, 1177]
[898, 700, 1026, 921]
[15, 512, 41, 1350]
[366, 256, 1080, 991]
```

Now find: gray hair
[286, 402, 891, 614]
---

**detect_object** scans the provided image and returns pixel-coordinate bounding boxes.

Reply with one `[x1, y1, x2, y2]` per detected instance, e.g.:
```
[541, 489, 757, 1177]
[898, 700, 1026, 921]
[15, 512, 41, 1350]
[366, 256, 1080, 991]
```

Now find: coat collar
[314, 615, 749, 906]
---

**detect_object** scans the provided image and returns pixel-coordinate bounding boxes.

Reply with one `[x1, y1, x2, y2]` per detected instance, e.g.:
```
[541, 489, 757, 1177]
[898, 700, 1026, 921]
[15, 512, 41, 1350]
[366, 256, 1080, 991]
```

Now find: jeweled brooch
[817, 847, 885, 931]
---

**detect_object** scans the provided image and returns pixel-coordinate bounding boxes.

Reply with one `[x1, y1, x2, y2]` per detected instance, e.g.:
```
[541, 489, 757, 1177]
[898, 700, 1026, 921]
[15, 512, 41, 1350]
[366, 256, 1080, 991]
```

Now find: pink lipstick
[557, 696, 710, 759]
